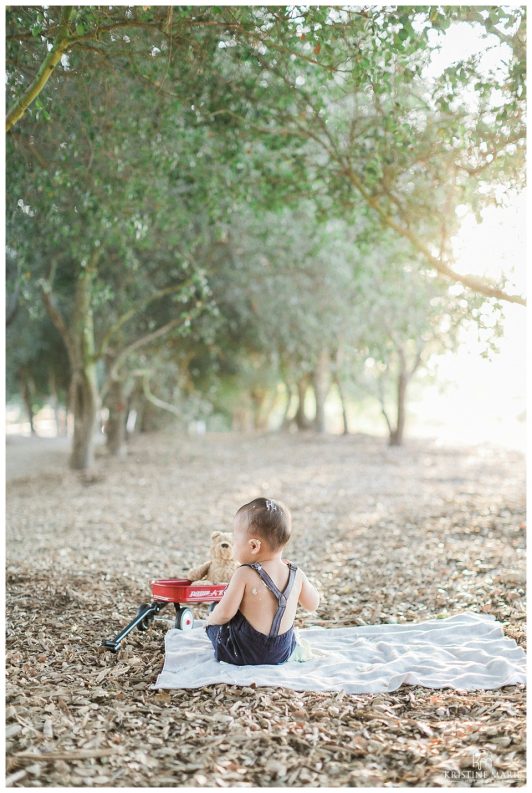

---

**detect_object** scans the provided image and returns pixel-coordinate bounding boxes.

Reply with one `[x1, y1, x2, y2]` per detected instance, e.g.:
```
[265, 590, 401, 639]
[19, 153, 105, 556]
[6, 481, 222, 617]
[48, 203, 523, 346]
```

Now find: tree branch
[245, 46, 526, 307]
[100, 316, 191, 403]
[376, 373, 393, 435]
[9, 129, 50, 168]
[40, 283, 76, 365]
[96, 276, 195, 359]
[456, 129, 526, 176]
[409, 345, 424, 378]
[6, 6, 74, 132]
[140, 371, 181, 417]
[343, 165, 526, 305]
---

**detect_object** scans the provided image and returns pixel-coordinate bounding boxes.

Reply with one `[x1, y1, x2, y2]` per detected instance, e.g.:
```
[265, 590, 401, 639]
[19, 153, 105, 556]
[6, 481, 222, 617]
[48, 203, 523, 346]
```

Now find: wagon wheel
[136, 603, 153, 632]
[175, 607, 194, 631]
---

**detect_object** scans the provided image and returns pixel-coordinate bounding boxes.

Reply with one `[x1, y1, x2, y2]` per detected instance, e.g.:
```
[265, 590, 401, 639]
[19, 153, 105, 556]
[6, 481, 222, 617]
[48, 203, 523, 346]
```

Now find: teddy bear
[186, 530, 237, 584]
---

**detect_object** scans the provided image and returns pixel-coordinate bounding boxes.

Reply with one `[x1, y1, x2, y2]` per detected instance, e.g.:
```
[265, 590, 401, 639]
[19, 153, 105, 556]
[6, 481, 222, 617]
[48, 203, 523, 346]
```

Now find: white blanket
[152, 611, 526, 694]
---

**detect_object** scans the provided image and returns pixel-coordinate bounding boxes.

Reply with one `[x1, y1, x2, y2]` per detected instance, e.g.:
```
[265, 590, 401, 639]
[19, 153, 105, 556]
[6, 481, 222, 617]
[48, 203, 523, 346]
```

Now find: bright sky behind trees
[351, 13, 526, 450]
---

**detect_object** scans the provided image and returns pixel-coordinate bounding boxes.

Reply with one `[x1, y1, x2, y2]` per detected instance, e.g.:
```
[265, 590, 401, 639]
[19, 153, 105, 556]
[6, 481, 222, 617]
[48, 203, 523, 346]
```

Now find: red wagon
[101, 578, 227, 653]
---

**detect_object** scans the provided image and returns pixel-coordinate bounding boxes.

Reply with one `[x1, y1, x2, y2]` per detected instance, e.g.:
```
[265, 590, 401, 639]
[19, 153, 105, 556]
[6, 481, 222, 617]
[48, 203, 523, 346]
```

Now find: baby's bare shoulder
[235, 564, 255, 577]
[293, 565, 310, 585]
[235, 564, 263, 585]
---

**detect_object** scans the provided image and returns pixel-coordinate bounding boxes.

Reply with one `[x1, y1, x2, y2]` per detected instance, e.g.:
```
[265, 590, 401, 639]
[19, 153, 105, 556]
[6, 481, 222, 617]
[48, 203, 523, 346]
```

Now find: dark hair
[236, 497, 292, 551]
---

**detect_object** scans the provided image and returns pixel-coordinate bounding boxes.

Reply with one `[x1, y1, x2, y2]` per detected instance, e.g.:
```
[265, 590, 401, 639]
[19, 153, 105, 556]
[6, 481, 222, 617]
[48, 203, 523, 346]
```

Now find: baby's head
[234, 497, 292, 562]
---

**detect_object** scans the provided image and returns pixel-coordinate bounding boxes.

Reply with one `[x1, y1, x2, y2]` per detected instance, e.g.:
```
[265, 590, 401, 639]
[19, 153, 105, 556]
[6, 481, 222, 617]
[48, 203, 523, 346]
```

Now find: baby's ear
[211, 531, 221, 540]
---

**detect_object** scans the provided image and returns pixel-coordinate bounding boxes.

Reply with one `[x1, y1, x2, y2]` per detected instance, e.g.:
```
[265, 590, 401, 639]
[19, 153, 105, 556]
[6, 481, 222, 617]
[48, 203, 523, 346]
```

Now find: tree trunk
[334, 374, 350, 435]
[48, 367, 66, 437]
[260, 389, 277, 432]
[139, 395, 158, 432]
[125, 382, 142, 440]
[69, 365, 99, 468]
[6, 281, 20, 326]
[60, 406, 69, 436]
[280, 382, 293, 430]
[312, 348, 332, 433]
[232, 401, 253, 431]
[19, 367, 37, 435]
[105, 376, 127, 457]
[295, 375, 312, 430]
[253, 387, 277, 431]
[332, 340, 349, 435]
[122, 379, 141, 438]
[68, 257, 100, 470]
[250, 387, 269, 431]
[388, 366, 408, 446]
[41, 251, 101, 470]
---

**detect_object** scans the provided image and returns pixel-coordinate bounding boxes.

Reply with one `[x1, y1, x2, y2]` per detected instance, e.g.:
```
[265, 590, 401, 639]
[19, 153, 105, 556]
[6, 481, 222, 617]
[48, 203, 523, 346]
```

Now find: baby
[205, 496, 320, 665]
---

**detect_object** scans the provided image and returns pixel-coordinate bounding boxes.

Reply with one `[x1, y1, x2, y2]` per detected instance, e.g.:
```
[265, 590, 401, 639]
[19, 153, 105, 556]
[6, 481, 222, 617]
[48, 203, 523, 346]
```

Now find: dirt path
[6, 429, 526, 787]
[6, 435, 71, 481]
[5, 434, 108, 482]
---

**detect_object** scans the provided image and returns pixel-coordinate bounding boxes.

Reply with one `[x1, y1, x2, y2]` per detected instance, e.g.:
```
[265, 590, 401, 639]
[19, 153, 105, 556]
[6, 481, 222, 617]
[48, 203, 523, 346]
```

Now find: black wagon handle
[101, 600, 168, 653]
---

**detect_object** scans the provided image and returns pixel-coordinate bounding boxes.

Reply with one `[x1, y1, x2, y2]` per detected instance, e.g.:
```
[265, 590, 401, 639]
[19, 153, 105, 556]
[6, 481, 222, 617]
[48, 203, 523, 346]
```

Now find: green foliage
[5, 4, 523, 432]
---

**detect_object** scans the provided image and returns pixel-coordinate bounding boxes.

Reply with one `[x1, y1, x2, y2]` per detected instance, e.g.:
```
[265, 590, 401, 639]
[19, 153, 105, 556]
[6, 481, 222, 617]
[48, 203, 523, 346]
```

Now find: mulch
[6, 429, 526, 787]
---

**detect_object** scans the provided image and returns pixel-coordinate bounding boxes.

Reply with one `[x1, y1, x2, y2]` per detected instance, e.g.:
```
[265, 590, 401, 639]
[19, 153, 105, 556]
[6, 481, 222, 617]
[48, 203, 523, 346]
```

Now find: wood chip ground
[6, 430, 526, 787]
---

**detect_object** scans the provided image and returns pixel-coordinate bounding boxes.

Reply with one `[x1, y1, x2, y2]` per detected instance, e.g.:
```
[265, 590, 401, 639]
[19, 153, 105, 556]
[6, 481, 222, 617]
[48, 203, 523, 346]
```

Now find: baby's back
[239, 560, 302, 636]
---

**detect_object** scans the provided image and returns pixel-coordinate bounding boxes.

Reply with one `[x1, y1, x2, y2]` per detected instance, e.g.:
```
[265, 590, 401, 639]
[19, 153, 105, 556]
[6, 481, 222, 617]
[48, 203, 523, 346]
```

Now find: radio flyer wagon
[101, 578, 227, 653]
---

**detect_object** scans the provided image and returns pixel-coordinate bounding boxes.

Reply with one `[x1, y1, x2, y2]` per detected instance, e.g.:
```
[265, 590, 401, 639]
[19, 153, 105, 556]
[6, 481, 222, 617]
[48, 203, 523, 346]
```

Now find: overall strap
[243, 562, 298, 638]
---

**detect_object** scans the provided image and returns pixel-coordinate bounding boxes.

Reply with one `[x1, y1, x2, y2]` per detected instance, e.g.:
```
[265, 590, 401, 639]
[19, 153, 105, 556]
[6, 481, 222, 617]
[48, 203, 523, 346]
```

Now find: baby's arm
[298, 569, 320, 612]
[205, 567, 247, 626]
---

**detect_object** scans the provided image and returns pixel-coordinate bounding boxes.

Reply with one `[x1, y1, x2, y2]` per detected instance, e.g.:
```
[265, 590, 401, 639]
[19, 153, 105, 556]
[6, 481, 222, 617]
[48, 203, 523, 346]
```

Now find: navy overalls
[205, 562, 298, 666]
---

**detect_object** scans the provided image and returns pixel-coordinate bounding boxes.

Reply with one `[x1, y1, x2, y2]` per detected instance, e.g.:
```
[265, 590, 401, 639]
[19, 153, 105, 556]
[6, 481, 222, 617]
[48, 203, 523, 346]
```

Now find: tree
[7, 6, 524, 302]
[6, 40, 223, 467]
[208, 5, 526, 304]
[196, 201, 361, 432]
[347, 227, 498, 445]
[7, 5, 522, 459]
[6, 303, 70, 435]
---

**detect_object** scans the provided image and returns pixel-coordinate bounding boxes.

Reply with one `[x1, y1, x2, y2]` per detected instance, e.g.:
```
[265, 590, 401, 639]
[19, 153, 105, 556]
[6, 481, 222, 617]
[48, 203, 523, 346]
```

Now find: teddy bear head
[210, 530, 234, 562]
